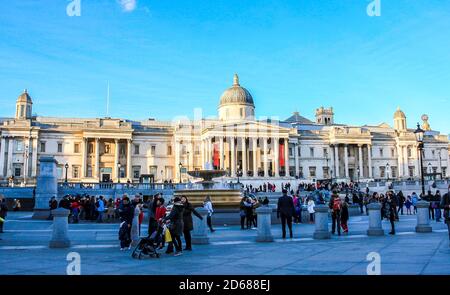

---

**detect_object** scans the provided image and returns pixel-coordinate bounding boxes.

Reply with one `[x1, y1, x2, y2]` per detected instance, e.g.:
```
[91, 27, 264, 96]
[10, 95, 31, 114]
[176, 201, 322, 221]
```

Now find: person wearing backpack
[329, 192, 342, 236]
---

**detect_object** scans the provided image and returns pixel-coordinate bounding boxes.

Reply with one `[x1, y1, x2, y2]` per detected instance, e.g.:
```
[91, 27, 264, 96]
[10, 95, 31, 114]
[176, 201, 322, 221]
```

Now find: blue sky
[0, 0, 449, 133]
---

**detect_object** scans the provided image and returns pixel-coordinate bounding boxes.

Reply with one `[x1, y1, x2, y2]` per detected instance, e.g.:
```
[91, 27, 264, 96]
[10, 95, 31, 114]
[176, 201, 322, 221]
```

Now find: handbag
[164, 228, 172, 243]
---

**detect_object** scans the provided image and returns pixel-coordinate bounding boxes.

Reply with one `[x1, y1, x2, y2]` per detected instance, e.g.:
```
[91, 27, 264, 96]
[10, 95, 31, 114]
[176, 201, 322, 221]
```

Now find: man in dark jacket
[277, 189, 295, 239]
[163, 197, 185, 256]
[329, 192, 341, 236]
[181, 196, 202, 251]
[118, 196, 134, 249]
[440, 191, 450, 247]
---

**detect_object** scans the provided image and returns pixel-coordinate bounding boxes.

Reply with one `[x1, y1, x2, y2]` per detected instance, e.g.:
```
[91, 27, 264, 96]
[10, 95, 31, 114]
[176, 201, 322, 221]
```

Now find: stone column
[313, 205, 331, 239]
[367, 203, 384, 236]
[255, 206, 274, 242]
[7, 137, 13, 177]
[367, 144, 373, 178]
[31, 137, 38, 177]
[126, 139, 132, 180]
[131, 208, 140, 246]
[114, 139, 119, 180]
[219, 137, 224, 170]
[0, 137, 5, 177]
[230, 137, 236, 177]
[284, 138, 289, 177]
[33, 156, 58, 219]
[192, 207, 209, 244]
[344, 144, 349, 179]
[241, 137, 247, 177]
[252, 138, 258, 177]
[49, 208, 71, 248]
[358, 145, 364, 178]
[201, 139, 205, 169]
[174, 140, 180, 181]
[415, 201, 432, 233]
[274, 138, 279, 177]
[94, 138, 99, 179]
[414, 145, 420, 178]
[263, 138, 268, 177]
[294, 143, 300, 178]
[403, 145, 408, 179]
[26, 137, 32, 178]
[81, 138, 87, 178]
[397, 144, 403, 178]
[334, 145, 340, 178]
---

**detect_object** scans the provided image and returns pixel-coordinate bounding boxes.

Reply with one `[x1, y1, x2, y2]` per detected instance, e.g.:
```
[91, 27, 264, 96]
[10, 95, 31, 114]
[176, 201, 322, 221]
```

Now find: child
[405, 196, 412, 215]
[119, 220, 131, 251]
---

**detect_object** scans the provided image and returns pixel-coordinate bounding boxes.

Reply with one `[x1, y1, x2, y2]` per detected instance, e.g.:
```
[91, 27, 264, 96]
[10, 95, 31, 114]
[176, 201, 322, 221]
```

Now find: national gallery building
[0, 74, 449, 185]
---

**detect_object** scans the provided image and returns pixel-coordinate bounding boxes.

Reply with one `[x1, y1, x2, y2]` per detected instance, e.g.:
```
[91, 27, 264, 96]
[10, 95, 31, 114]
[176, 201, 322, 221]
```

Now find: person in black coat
[181, 196, 203, 251]
[383, 193, 396, 235]
[163, 197, 184, 256]
[277, 189, 295, 239]
[440, 191, 450, 246]
[0, 197, 8, 235]
[118, 196, 134, 249]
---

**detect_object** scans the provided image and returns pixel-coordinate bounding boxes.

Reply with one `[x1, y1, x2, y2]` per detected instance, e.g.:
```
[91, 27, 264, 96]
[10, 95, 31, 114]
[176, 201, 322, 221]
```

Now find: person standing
[307, 197, 315, 224]
[163, 197, 184, 256]
[426, 190, 435, 220]
[203, 196, 215, 232]
[434, 190, 442, 222]
[96, 196, 105, 223]
[329, 192, 342, 236]
[384, 194, 396, 235]
[277, 189, 295, 239]
[397, 191, 405, 216]
[239, 197, 247, 230]
[71, 198, 80, 223]
[439, 191, 450, 247]
[181, 196, 203, 251]
[411, 192, 419, 214]
[118, 196, 134, 250]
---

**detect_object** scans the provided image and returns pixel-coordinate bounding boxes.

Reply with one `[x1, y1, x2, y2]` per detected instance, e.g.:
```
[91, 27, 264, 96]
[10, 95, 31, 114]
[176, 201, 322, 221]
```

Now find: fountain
[173, 169, 242, 208]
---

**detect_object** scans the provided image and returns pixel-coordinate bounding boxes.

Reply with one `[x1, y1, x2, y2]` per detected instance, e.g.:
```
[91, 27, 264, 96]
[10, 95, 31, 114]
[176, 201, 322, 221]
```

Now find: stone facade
[0, 76, 449, 185]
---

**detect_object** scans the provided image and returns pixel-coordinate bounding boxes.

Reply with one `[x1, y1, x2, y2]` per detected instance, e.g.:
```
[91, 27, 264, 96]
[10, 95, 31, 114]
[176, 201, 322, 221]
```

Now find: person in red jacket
[155, 198, 167, 222]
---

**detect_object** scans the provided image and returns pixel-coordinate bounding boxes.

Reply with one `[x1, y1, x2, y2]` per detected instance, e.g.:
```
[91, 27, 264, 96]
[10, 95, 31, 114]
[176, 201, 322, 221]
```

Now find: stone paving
[0, 212, 449, 275]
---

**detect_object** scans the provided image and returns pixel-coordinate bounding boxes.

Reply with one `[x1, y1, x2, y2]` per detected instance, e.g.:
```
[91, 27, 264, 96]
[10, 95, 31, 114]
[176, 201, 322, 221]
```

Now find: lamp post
[64, 163, 69, 183]
[117, 163, 121, 183]
[414, 123, 425, 196]
[178, 162, 183, 184]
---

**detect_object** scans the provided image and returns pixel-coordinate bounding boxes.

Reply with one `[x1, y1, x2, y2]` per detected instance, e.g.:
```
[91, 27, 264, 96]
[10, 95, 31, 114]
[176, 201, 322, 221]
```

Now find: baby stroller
[131, 223, 164, 259]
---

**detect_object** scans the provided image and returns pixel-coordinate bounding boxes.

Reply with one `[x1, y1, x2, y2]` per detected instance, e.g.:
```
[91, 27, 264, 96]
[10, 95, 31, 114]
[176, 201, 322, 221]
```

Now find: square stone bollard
[415, 201, 432, 233]
[49, 208, 71, 248]
[367, 203, 384, 236]
[192, 207, 209, 244]
[313, 205, 331, 239]
[256, 206, 274, 242]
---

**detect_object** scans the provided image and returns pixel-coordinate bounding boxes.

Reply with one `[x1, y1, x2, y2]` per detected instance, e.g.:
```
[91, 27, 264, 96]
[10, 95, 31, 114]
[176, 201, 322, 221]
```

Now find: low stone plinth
[256, 206, 274, 242]
[192, 207, 209, 244]
[415, 201, 432, 233]
[367, 203, 384, 236]
[49, 208, 71, 248]
[313, 205, 331, 239]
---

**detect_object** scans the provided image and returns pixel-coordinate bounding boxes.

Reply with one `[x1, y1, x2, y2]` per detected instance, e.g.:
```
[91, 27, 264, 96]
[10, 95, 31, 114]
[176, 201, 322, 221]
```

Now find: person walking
[397, 191, 405, 215]
[96, 196, 105, 223]
[329, 192, 342, 236]
[439, 191, 450, 247]
[203, 196, 215, 232]
[384, 194, 396, 235]
[340, 196, 349, 234]
[277, 189, 295, 239]
[307, 197, 315, 223]
[181, 196, 202, 251]
[405, 196, 412, 215]
[118, 196, 134, 250]
[434, 190, 442, 222]
[163, 197, 184, 256]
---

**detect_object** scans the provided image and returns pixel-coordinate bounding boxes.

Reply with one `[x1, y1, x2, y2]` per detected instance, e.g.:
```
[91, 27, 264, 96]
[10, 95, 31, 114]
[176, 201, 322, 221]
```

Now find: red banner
[279, 143, 285, 167]
[213, 143, 220, 168]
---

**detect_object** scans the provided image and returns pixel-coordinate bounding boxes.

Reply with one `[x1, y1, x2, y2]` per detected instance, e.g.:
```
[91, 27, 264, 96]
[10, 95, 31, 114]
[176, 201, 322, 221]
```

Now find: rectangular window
[40, 141, 46, 153]
[14, 166, 21, 177]
[379, 166, 385, 178]
[323, 167, 329, 178]
[57, 143, 63, 153]
[149, 165, 157, 176]
[391, 148, 395, 158]
[408, 166, 414, 178]
[299, 167, 303, 178]
[133, 166, 141, 179]
[15, 140, 24, 152]
[379, 148, 384, 157]
[74, 143, 80, 153]
[407, 148, 412, 158]
[309, 166, 316, 178]
[289, 147, 294, 157]
[310, 147, 314, 158]
[391, 166, 397, 178]
[323, 148, 328, 158]
[167, 145, 172, 156]
[88, 143, 94, 154]
[134, 144, 140, 155]
[87, 165, 92, 178]
[104, 143, 111, 154]
[151, 145, 156, 156]
[72, 165, 79, 179]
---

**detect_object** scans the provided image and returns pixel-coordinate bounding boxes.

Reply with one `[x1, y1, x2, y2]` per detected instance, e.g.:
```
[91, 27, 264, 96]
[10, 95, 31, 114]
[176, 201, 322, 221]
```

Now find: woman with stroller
[181, 196, 203, 251]
[163, 197, 184, 256]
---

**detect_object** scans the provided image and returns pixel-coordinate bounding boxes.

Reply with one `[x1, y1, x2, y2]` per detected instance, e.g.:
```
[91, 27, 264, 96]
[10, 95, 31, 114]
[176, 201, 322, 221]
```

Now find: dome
[393, 107, 405, 119]
[17, 89, 32, 104]
[219, 74, 254, 107]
